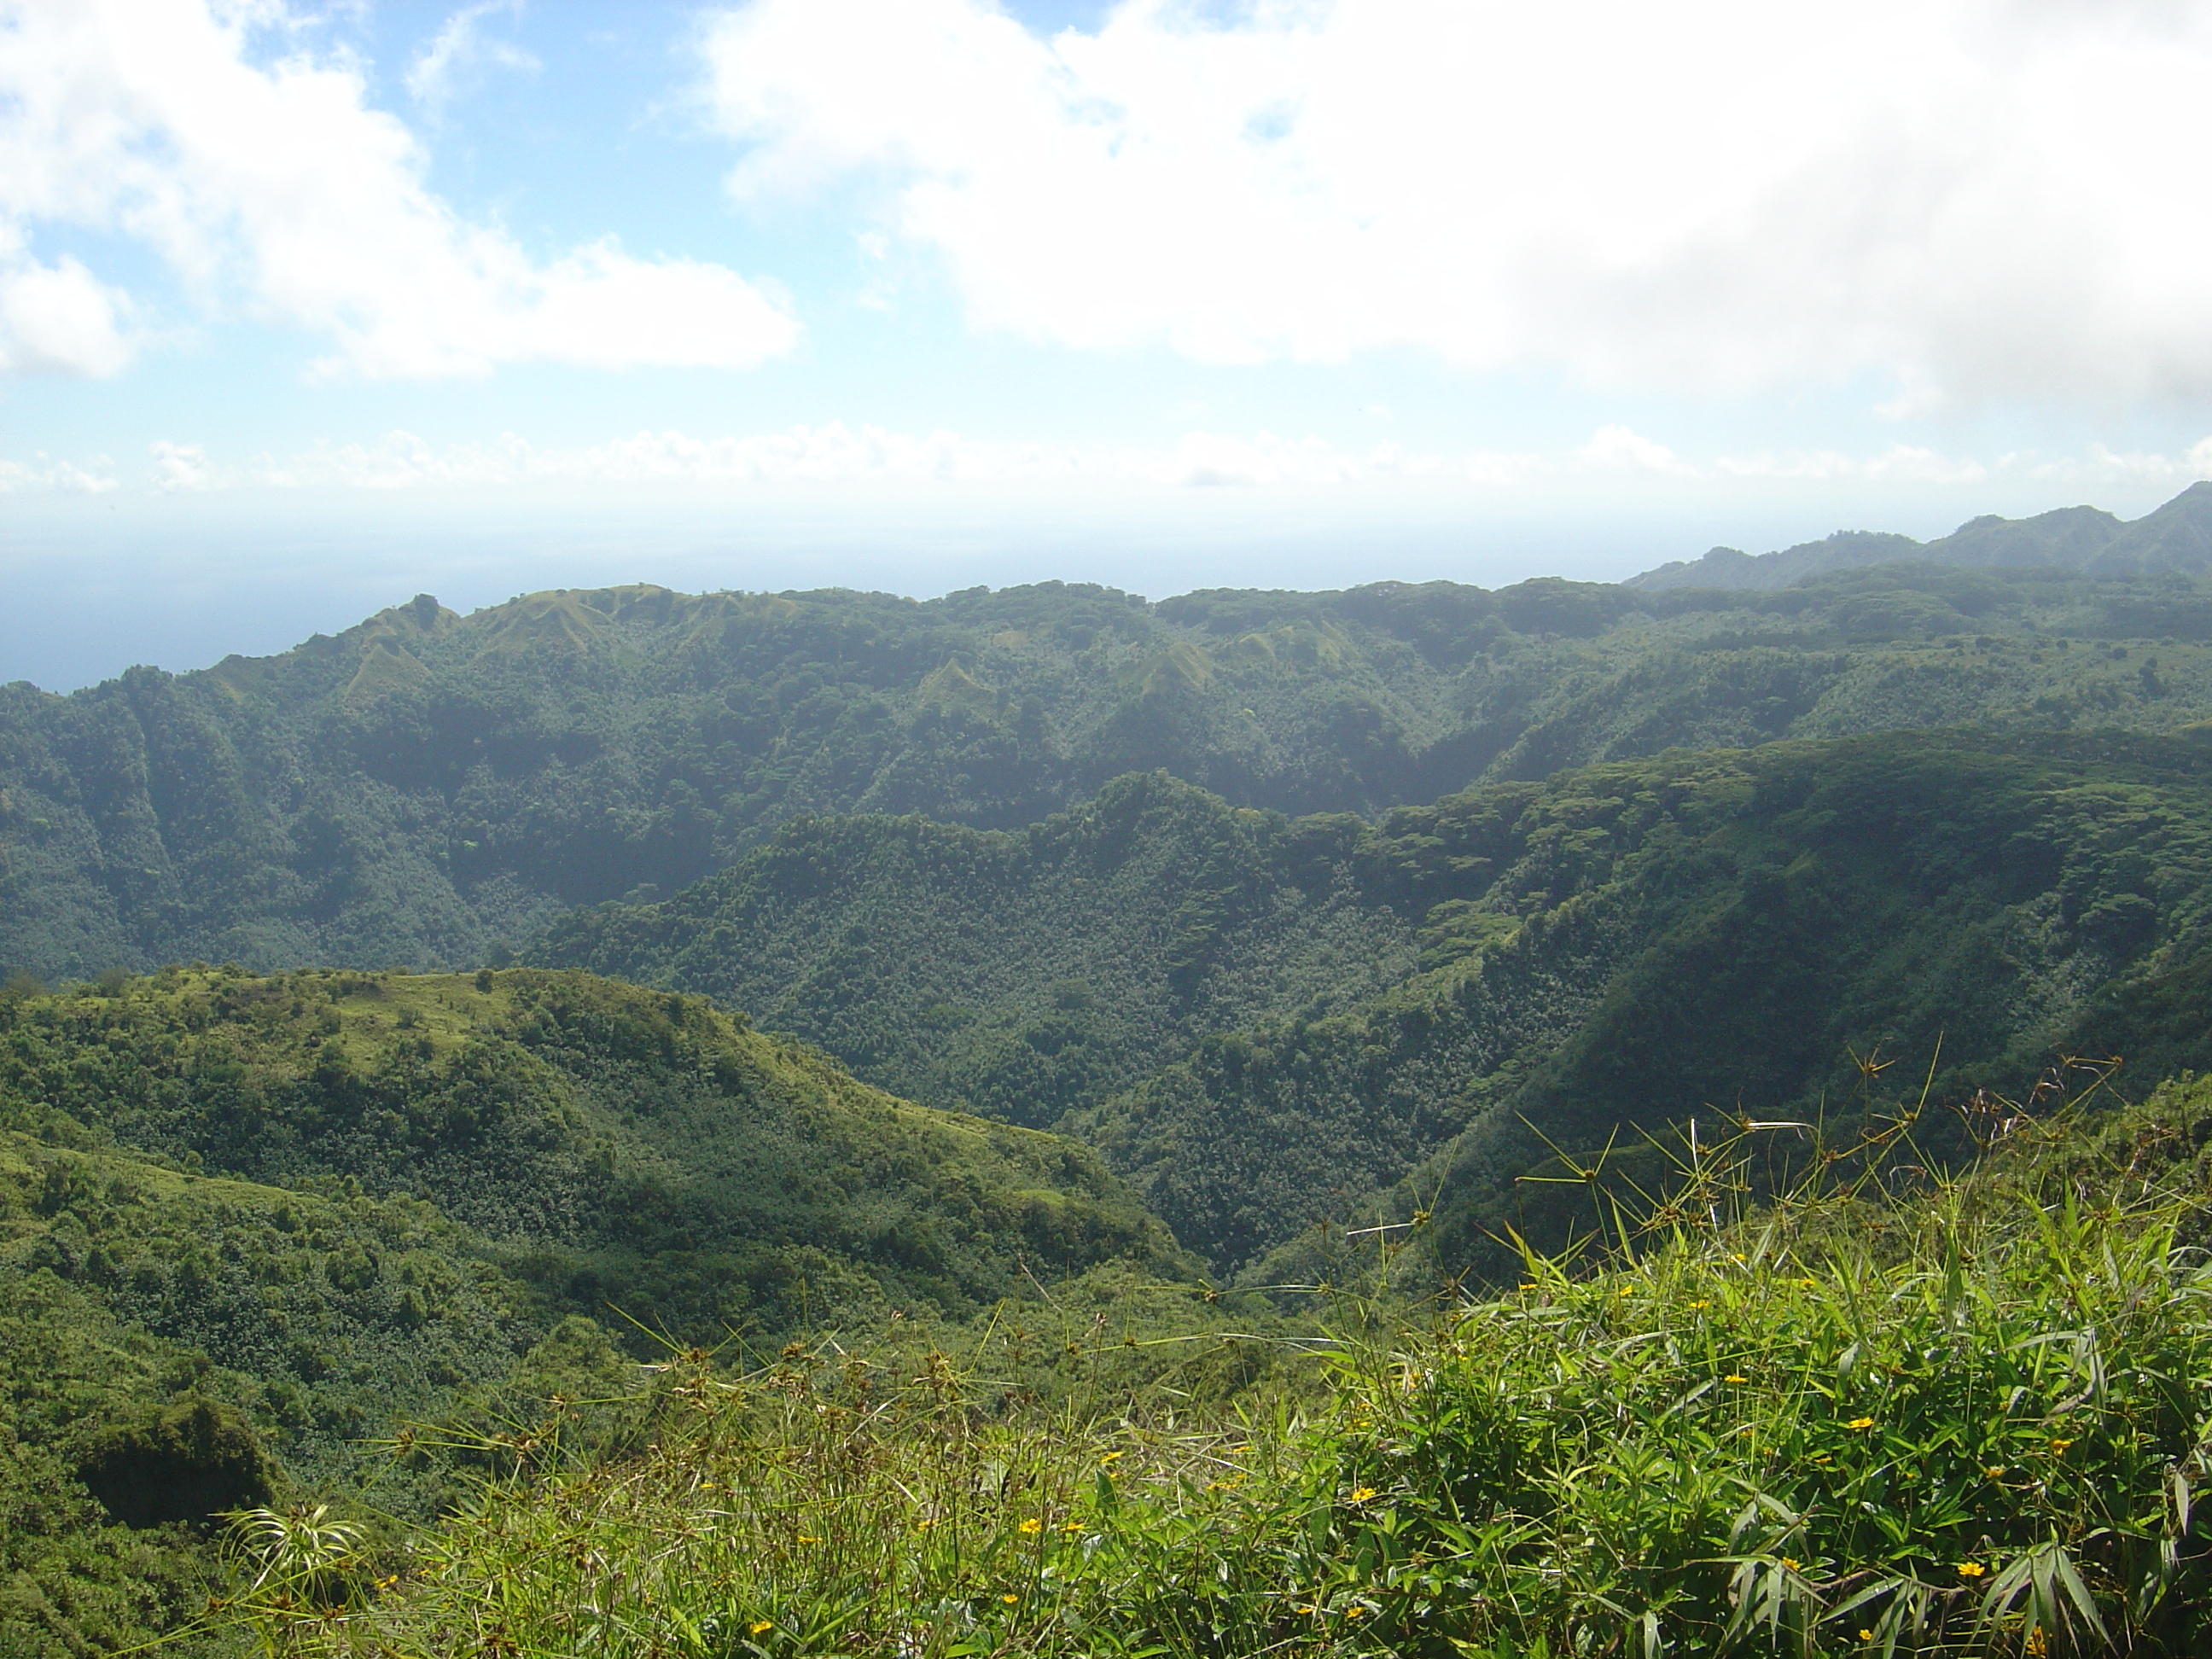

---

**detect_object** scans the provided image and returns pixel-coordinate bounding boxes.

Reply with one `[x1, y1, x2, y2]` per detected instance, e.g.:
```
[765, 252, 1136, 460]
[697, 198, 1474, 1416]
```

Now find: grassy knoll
[227, 1068, 2212, 1657]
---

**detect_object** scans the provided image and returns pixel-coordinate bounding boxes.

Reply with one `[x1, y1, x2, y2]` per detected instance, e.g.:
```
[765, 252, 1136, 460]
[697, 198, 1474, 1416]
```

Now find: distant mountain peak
[1626, 486, 2202, 592]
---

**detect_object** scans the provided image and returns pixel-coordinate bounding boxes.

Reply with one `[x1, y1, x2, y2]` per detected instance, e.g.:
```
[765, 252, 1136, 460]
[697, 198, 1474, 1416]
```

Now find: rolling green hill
[2, 966, 1183, 1334]
[15, 555, 2212, 982]
[544, 731, 2212, 1278]
[0, 967, 1190, 1656]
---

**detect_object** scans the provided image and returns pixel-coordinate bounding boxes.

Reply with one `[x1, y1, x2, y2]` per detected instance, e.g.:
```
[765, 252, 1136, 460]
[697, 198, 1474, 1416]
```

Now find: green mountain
[0, 966, 1187, 1654]
[544, 731, 2212, 1278]
[19, 509, 2212, 1651]
[14, 557, 2212, 983]
[1631, 480, 2212, 591]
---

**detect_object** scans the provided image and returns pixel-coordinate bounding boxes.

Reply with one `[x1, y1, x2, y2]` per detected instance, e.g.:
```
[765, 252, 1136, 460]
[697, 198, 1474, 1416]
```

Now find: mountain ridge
[1628, 480, 2212, 591]
[19, 550, 2212, 983]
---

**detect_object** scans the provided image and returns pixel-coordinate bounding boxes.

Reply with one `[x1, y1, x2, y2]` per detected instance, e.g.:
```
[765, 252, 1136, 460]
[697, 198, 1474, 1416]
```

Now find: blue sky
[6, 0, 2212, 690]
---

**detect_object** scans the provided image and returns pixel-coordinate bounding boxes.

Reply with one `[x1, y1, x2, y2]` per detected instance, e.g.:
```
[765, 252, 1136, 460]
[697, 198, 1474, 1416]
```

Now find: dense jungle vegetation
[544, 728, 2212, 1278]
[9, 504, 2212, 984]
[10, 486, 2212, 1653]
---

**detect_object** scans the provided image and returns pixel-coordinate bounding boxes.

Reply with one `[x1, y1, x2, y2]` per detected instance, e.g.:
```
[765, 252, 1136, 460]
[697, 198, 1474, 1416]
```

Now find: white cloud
[1581, 426, 1690, 476]
[0, 247, 135, 375]
[0, 452, 119, 493]
[701, 0, 2212, 405]
[0, 0, 798, 378]
[8, 425, 2200, 498]
[150, 439, 212, 491]
[406, 1, 538, 117]
[1713, 446, 1988, 486]
[57, 423, 1512, 491]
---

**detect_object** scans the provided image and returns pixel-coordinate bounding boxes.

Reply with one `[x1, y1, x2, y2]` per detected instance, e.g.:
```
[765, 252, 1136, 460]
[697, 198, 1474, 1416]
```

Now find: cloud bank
[704, 0, 2212, 405]
[9, 425, 2210, 498]
[0, 0, 797, 378]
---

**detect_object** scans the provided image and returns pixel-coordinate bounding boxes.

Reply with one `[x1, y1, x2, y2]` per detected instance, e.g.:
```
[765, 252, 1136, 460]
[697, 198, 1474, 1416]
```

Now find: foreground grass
[230, 1075, 2212, 1656]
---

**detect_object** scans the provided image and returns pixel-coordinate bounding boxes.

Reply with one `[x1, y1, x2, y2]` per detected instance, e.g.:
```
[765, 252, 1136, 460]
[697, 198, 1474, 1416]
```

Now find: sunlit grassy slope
[233, 1069, 2212, 1657]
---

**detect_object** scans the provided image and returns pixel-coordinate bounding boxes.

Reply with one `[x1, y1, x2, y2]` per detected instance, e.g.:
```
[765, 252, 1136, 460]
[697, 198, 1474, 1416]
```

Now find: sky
[6, 0, 2212, 690]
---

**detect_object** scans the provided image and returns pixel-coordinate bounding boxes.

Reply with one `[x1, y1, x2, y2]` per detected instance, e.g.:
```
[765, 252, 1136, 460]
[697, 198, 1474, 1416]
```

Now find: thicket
[222, 1065, 2212, 1656]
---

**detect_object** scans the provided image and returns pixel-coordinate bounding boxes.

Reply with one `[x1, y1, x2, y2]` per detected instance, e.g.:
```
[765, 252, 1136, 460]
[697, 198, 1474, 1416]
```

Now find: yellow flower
[1294, 1604, 1318, 1615]
[1983, 1465, 2007, 1478]
[1782, 1557, 1802, 1570]
[1345, 1605, 1368, 1620]
[2049, 1437, 2074, 1453]
[1725, 1374, 1748, 1383]
[1002, 1592, 1019, 1604]
[1860, 1632, 1873, 1643]
[1796, 1277, 1818, 1289]
[1688, 1300, 1711, 1310]
[1060, 1521, 1086, 1534]
[916, 1517, 935, 1531]
[1617, 1284, 1636, 1297]
[1018, 1517, 1043, 1534]
[748, 1620, 772, 1636]
[1350, 1487, 1378, 1503]
[1847, 1417, 1876, 1430]
[1956, 1562, 1986, 1578]
[1098, 1451, 1123, 1464]
[796, 1535, 822, 1544]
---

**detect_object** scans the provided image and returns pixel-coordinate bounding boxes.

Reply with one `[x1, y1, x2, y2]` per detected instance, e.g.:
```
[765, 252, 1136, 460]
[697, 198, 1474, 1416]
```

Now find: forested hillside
[0, 967, 1190, 1651]
[546, 731, 2212, 1275]
[14, 545, 2212, 981]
